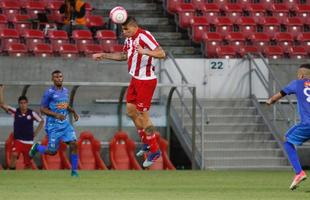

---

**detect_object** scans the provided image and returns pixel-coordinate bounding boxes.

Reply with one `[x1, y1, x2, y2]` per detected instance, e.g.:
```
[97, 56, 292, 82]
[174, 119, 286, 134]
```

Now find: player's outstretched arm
[34, 118, 44, 137]
[138, 46, 166, 59]
[67, 105, 79, 122]
[0, 85, 10, 112]
[266, 92, 285, 105]
[40, 107, 66, 121]
[92, 52, 127, 61]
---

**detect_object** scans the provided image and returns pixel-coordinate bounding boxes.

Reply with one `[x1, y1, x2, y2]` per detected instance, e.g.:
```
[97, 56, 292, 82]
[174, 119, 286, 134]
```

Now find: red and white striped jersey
[123, 28, 159, 80]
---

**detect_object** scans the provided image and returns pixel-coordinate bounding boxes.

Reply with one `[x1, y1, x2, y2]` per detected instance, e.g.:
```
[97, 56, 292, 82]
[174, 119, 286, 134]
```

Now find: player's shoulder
[45, 86, 55, 94]
[139, 29, 154, 37]
[63, 87, 69, 93]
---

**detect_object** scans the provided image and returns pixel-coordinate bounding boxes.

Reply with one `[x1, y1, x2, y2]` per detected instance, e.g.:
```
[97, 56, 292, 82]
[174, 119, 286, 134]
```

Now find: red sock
[137, 129, 148, 144]
[145, 133, 159, 153]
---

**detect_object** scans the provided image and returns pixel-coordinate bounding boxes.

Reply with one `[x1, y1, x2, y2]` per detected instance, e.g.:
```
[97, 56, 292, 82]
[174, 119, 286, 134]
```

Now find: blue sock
[71, 154, 78, 172]
[284, 141, 302, 174]
[36, 145, 47, 154]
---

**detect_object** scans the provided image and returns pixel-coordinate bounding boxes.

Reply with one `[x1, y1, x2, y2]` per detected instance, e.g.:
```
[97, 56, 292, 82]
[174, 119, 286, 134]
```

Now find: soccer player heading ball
[267, 64, 310, 190]
[92, 16, 166, 168]
[29, 70, 80, 177]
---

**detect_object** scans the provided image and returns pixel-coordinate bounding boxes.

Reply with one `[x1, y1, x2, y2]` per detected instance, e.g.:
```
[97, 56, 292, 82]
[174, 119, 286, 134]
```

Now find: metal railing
[247, 54, 297, 128]
[160, 52, 205, 169]
[247, 54, 296, 161]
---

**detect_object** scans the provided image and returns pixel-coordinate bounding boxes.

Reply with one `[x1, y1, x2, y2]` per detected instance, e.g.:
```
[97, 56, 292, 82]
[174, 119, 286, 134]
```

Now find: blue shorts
[285, 123, 310, 146]
[45, 124, 76, 153]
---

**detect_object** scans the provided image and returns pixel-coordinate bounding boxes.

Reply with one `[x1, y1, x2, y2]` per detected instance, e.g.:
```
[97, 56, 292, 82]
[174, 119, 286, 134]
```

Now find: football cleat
[143, 150, 161, 168]
[71, 170, 79, 177]
[290, 170, 307, 190]
[136, 144, 150, 157]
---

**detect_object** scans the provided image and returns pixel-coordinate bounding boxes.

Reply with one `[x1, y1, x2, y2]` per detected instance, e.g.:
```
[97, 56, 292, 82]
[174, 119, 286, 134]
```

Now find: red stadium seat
[216, 17, 233, 37]
[0, 14, 8, 29]
[5, 133, 37, 170]
[192, 0, 204, 11]
[259, 0, 274, 10]
[83, 44, 102, 56]
[85, 2, 92, 16]
[263, 46, 284, 59]
[33, 43, 53, 57]
[246, 4, 265, 23]
[77, 131, 107, 170]
[24, 1, 45, 18]
[221, 4, 242, 22]
[6, 42, 27, 56]
[225, 32, 246, 51]
[297, 32, 310, 52]
[216, 45, 238, 58]
[236, 17, 257, 38]
[41, 136, 71, 170]
[202, 3, 220, 23]
[212, 0, 227, 7]
[96, 30, 118, 52]
[46, 1, 63, 15]
[57, 44, 79, 58]
[295, 4, 310, 22]
[0, 1, 21, 19]
[47, 30, 69, 50]
[0, 28, 20, 51]
[285, 0, 300, 10]
[284, 17, 303, 39]
[190, 16, 209, 43]
[71, 30, 94, 52]
[166, 0, 184, 14]
[177, 3, 195, 29]
[203, 32, 223, 58]
[262, 17, 280, 38]
[147, 132, 175, 170]
[239, 46, 259, 57]
[22, 29, 45, 51]
[288, 46, 307, 59]
[274, 32, 294, 52]
[249, 33, 270, 51]
[86, 15, 105, 29]
[109, 131, 142, 170]
[10, 14, 32, 34]
[271, 4, 289, 18]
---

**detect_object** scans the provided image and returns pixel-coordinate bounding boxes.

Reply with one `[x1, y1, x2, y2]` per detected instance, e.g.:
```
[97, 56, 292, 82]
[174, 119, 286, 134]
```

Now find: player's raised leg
[284, 125, 308, 190]
[126, 103, 149, 156]
[29, 131, 60, 157]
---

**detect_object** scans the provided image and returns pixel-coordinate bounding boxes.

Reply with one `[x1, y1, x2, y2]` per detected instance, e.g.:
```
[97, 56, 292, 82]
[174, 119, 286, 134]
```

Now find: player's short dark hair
[122, 16, 137, 26]
[299, 64, 310, 70]
[51, 70, 62, 76]
[18, 96, 28, 103]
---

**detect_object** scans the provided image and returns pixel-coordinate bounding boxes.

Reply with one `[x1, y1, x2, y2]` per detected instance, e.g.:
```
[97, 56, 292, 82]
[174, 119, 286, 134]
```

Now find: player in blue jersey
[29, 70, 80, 177]
[267, 63, 310, 190]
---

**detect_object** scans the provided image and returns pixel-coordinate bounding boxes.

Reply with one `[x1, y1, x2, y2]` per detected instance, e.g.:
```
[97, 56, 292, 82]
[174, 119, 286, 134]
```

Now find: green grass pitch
[0, 170, 309, 200]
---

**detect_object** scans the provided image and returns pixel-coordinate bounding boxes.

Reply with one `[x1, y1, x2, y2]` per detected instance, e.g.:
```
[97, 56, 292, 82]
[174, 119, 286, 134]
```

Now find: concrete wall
[160, 58, 269, 99]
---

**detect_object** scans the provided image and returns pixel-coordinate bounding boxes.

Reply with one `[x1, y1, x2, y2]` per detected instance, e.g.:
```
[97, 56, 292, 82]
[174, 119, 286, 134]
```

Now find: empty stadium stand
[165, 0, 310, 58]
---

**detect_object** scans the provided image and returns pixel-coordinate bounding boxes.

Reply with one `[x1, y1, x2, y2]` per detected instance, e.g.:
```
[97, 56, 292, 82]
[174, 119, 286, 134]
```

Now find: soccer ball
[109, 6, 128, 24]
